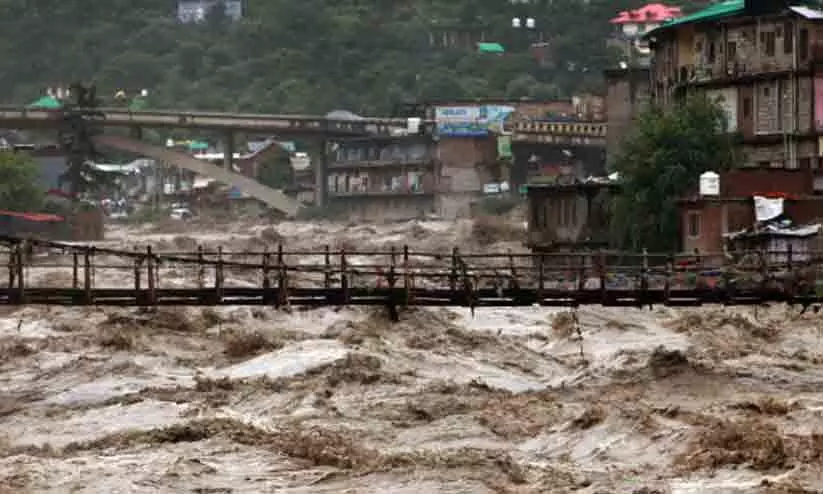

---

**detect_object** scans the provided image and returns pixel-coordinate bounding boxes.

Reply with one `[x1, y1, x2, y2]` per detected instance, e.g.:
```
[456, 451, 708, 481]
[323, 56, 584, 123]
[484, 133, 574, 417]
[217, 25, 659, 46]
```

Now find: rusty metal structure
[0, 235, 821, 310]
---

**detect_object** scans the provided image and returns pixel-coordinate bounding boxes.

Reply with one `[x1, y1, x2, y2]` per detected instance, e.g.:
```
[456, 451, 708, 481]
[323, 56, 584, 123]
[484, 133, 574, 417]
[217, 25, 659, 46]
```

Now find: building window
[784, 22, 794, 54]
[743, 97, 752, 118]
[762, 86, 770, 97]
[761, 31, 776, 57]
[687, 212, 702, 239]
[799, 157, 812, 169]
[800, 28, 809, 61]
[727, 41, 737, 61]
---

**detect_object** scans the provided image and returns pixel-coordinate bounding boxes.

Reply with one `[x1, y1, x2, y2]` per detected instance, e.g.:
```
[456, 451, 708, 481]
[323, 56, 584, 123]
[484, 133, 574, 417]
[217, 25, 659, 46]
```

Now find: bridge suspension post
[14, 244, 25, 304]
[450, 247, 458, 298]
[386, 246, 398, 322]
[341, 249, 349, 306]
[132, 247, 142, 304]
[215, 246, 224, 304]
[146, 246, 155, 306]
[641, 248, 649, 309]
[537, 253, 545, 306]
[403, 245, 411, 307]
[197, 246, 205, 290]
[324, 245, 331, 289]
[598, 250, 606, 305]
[277, 244, 289, 310]
[73, 252, 79, 290]
[83, 248, 92, 304]
[262, 248, 272, 305]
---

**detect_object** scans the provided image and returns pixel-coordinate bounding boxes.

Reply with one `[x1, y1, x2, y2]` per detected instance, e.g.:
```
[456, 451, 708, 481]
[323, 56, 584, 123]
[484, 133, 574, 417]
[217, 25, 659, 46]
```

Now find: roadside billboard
[435, 105, 515, 136]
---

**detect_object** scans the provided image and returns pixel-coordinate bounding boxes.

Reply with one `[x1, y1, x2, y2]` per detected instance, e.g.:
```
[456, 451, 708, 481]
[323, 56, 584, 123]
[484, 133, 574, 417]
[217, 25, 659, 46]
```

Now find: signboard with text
[435, 105, 515, 136]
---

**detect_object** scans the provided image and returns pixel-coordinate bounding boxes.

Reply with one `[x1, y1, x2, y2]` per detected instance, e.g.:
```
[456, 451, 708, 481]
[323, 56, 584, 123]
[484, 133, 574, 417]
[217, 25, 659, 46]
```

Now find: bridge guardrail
[0, 106, 434, 136]
[0, 236, 820, 307]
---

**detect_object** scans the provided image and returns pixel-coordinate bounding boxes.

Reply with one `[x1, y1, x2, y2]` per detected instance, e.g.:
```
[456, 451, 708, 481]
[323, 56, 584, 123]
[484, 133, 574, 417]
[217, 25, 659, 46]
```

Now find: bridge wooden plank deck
[0, 236, 820, 309]
[0, 287, 814, 307]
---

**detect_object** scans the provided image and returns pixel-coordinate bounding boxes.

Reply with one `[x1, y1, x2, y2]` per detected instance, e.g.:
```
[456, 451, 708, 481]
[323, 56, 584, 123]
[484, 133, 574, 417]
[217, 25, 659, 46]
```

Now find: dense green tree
[0, 151, 45, 212]
[609, 96, 740, 252]
[0, 0, 706, 114]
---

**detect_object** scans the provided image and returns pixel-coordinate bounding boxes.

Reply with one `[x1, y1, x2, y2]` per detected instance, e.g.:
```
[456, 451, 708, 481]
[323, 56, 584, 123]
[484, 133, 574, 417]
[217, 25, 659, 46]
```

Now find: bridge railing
[0, 234, 821, 307]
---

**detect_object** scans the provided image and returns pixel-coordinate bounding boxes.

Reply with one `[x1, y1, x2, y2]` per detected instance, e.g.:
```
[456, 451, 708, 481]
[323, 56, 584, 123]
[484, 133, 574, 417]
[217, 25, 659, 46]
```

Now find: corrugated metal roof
[790, 5, 823, 18]
[646, 0, 744, 35]
[647, 1, 823, 37]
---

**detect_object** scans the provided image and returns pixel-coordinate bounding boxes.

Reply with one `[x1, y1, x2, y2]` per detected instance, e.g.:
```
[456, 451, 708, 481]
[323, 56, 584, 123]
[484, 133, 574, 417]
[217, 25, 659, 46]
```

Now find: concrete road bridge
[0, 106, 435, 217]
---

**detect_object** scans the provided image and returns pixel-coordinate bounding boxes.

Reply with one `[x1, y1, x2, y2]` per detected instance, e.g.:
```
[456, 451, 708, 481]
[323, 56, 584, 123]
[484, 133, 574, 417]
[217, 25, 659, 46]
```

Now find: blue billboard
[435, 105, 515, 137]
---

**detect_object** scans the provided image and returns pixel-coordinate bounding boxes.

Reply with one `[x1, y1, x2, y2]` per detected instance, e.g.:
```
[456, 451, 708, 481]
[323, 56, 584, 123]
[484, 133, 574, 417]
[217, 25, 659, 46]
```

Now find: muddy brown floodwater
[1, 219, 823, 493]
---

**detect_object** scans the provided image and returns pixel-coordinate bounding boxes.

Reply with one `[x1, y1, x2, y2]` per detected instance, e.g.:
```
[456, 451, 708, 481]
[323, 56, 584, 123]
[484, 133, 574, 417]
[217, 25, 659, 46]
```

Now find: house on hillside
[610, 3, 683, 64]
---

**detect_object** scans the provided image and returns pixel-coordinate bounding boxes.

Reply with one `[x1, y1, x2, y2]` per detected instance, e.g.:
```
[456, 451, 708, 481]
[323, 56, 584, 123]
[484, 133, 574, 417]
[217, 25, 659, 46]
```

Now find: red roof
[610, 3, 682, 24]
[0, 210, 64, 222]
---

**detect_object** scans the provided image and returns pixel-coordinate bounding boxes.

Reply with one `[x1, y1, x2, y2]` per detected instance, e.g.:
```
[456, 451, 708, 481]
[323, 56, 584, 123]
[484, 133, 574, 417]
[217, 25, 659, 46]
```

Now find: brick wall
[437, 137, 495, 193]
[721, 168, 813, 196]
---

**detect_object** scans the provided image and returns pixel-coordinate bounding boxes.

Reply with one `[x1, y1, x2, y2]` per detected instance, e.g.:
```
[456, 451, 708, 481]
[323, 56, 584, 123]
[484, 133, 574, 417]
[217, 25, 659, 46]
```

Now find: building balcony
[667, 59, 811, 89]
[327, 186, 435, 198]
[328, 158, 435, 169]
[507, 121, 607, 146]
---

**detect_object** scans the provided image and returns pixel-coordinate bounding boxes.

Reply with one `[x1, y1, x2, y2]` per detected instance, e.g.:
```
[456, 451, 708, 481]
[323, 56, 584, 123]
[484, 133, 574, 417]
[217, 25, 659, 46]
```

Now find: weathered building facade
[647, 0, 823, 170]
[644, 0, 823, 252]
[526, 175, 617, 252]
[325, 135, 437, 221]
[604, 67, 652, 161]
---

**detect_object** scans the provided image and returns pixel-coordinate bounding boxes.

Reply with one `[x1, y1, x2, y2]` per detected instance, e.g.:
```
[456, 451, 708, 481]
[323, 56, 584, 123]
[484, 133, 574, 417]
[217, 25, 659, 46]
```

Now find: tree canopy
[0, 0, 704, 115]
[0, 151, 45, 212]
[609, 95, 740, 252]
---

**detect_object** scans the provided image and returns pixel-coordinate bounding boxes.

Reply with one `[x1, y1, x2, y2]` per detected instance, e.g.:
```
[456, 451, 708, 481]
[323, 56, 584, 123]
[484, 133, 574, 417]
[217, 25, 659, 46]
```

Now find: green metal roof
[477, 42, 505, 53]
[646, 0, 744, 36]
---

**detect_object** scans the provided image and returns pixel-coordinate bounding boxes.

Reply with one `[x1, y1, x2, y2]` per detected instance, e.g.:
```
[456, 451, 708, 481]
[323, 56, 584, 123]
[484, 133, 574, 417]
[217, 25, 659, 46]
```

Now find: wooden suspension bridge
[0, 236, 821, 311]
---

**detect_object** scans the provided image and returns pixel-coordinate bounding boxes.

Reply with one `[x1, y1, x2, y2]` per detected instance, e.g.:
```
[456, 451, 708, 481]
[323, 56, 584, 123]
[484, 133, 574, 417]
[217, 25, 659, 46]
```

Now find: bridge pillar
[223, 131, 234, 170]
[130, 126, 143, 140]
[314, 139, 328, 208]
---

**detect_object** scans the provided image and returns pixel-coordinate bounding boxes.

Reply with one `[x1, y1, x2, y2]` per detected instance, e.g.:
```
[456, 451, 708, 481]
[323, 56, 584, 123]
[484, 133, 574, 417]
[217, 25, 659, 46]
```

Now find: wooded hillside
[0, 0, 700, 114]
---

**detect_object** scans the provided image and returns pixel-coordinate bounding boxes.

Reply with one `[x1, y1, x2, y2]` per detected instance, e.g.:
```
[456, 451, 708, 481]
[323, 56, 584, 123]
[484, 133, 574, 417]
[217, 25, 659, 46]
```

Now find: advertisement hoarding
[435, 105, 515, 136]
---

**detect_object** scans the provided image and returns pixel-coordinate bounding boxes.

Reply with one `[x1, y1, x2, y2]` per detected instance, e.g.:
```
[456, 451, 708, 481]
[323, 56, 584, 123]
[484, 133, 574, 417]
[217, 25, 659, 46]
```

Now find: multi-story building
[647, 0, 823, 168]
[645, 0, 823, 252]
[324, 135, 438, 221]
